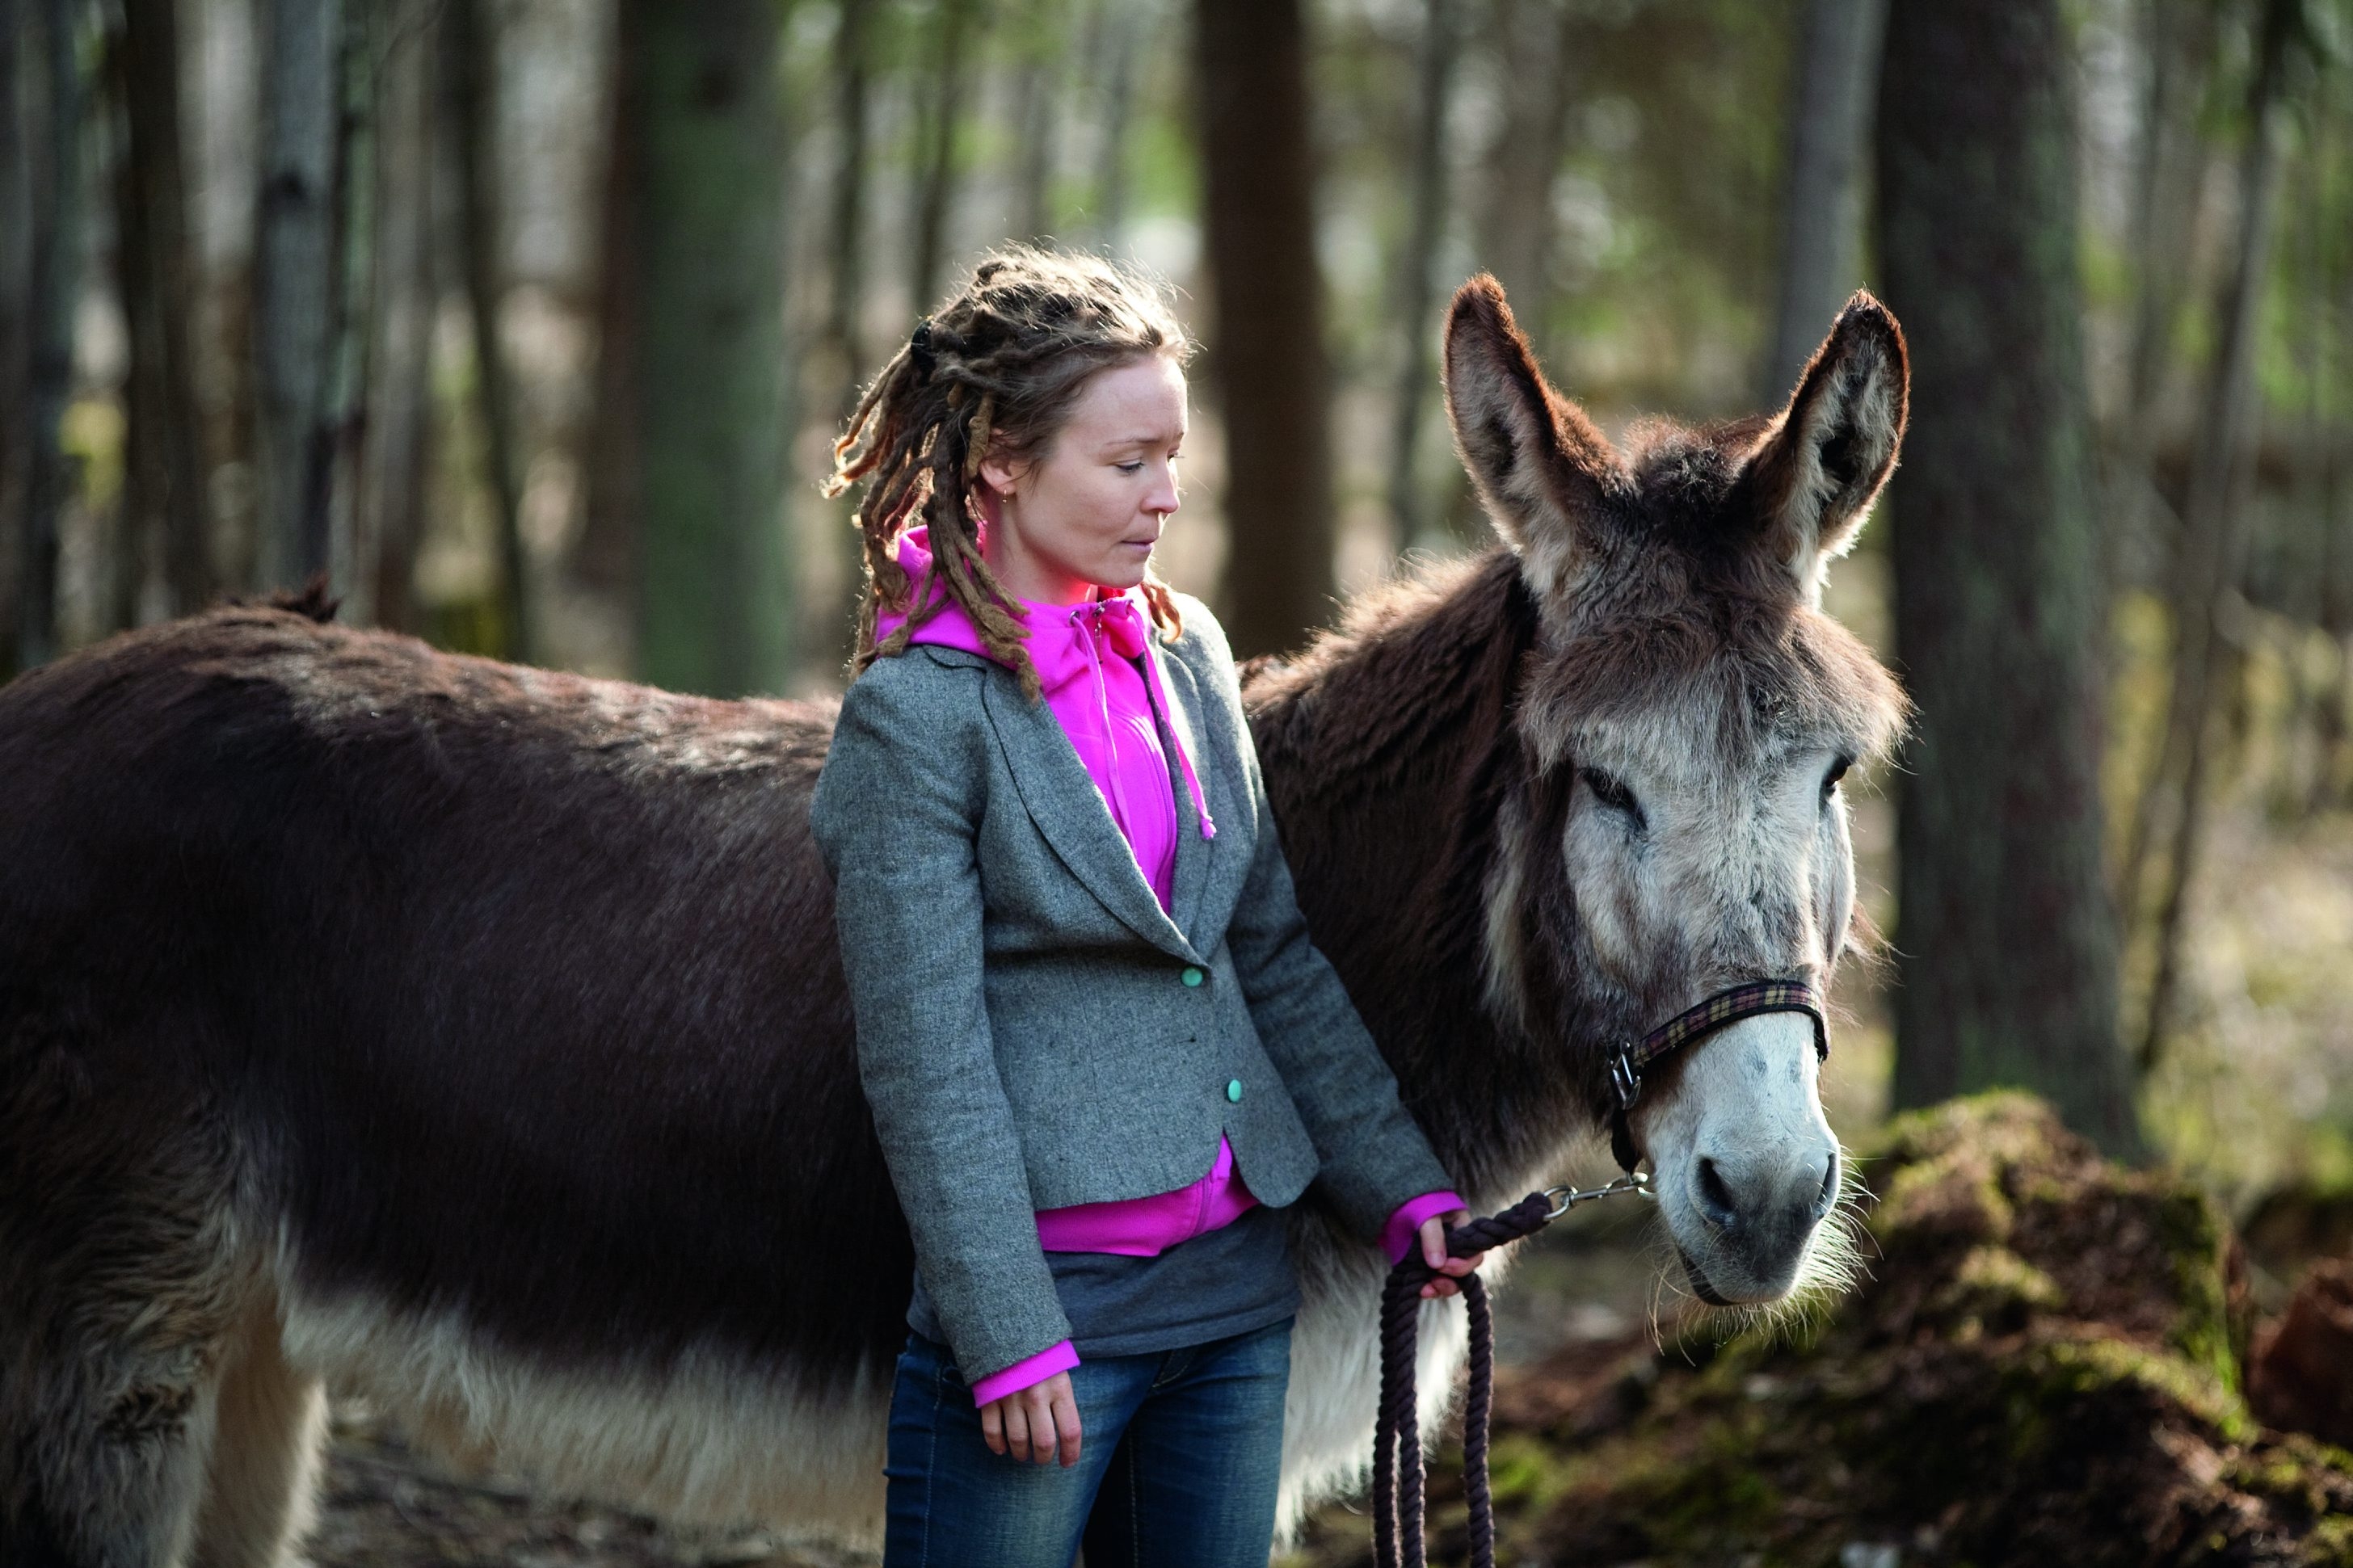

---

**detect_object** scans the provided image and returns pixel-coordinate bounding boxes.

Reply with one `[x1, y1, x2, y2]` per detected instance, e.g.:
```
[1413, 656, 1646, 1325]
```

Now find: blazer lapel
[1149, 642, 1216, 945]
[979, 669, 1202, 963]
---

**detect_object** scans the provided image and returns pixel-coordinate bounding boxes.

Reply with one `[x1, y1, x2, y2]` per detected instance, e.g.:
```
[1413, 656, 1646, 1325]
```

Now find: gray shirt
[905, 1201, 1299, 1363]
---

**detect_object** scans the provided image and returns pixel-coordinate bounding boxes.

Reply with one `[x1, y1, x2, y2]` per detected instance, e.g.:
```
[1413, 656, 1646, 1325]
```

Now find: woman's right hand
[979, 1370, 1083, 1466]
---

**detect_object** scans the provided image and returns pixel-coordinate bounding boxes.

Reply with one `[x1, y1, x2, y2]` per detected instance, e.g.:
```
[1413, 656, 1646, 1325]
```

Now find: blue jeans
[882, 1316, 1294, 1568]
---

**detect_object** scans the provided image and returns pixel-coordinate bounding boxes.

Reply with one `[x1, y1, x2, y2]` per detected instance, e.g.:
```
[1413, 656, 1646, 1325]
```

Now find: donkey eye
[1822, 755, 1854, 799]
[1579, 767, 1646, 830]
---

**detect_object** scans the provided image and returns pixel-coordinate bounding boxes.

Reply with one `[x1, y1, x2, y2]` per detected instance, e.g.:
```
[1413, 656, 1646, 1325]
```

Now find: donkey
[0, 277, 1907, 1565]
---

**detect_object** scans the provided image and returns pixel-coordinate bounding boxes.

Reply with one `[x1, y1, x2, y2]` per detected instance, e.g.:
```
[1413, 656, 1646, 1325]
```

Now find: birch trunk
[250, 0, 342, 588]
[362, 0, 435, 636]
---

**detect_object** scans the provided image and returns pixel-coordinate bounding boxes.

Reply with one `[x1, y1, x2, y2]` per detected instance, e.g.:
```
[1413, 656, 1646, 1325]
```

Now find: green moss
[2017, 1338, 2252, 1444]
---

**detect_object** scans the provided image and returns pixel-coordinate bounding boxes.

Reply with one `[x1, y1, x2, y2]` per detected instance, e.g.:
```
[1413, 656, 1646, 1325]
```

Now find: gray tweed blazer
[808, 591, 1453, 1383]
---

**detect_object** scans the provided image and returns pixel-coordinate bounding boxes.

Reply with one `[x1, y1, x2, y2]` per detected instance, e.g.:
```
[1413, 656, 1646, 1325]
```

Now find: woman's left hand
[1416, 1209, 1484, 1299]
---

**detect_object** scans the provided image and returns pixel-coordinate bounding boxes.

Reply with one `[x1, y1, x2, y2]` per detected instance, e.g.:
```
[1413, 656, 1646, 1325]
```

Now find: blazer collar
[946, 643, 1215, 963]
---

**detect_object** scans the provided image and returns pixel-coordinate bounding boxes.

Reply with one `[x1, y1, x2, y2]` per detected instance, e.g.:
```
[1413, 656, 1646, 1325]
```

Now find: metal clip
[1541, 1171, 1652, 1221]
[1610, 1046, 1642, 1112]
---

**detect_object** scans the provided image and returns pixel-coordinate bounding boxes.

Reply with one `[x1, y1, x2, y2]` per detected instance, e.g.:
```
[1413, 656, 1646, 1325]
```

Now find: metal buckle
[1541, 1171, 1652, 1221]
[1610, 1046, 1641, 1112]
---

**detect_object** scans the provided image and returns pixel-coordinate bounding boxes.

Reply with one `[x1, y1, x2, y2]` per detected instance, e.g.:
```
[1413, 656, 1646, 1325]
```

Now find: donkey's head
[1447, 276, 1909, 1307]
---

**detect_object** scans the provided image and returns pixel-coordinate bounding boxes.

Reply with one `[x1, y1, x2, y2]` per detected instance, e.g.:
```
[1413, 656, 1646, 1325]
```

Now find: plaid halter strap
[1607, 977, 1829, 1172]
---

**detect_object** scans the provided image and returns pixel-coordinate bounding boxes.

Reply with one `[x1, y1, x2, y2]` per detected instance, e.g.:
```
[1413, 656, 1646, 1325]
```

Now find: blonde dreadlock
[824, 246, 1193, 703]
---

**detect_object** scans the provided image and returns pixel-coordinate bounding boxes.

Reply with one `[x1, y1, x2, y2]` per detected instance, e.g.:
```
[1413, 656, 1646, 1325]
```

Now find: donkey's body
[0, 280, 1911, 1565]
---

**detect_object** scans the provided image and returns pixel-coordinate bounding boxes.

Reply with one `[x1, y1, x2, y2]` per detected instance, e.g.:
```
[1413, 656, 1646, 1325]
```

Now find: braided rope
[1372, 1192, 1555, 1568]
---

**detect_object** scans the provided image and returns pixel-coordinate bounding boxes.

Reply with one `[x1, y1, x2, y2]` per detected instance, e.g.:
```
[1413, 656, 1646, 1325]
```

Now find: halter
[1606, 977, 1829, 1173]
[1372, 977, 1832, 1568]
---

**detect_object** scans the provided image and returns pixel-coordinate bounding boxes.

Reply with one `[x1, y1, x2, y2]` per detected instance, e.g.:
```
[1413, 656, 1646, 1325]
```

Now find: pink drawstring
[1086, 597, 1216, 842]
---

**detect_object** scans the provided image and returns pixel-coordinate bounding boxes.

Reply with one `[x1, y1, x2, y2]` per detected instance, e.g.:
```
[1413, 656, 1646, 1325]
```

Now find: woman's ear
[978, 450, 1025, 503]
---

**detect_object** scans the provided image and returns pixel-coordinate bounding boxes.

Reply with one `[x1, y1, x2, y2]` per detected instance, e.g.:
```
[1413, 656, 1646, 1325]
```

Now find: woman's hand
[979, 1370, 1084, 1466]
[1417, 1209, 1484, 1299]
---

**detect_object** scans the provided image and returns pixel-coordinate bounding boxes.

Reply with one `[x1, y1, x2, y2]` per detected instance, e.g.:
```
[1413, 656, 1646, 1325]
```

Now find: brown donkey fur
[0, 278, 1909, 1562]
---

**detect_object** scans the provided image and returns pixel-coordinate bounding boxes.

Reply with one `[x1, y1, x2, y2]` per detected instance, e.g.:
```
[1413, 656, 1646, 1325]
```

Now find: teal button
[1226, 1078, 1244, 1103]
[1181, 965, 1205, 987]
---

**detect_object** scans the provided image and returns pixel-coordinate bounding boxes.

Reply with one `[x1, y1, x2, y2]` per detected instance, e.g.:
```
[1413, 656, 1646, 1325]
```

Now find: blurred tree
[1385, 0, 1462, 551]
[1196, 0, 1332, 658]
[601, 0, 791, 697]
[446, 0, 530, 660]
[1879, 0, 2140, 1155]
[113, 0, 213, 620]
[251, 0, 343, 588]
[1084, 0, 1138, 241]
[910, 0, 982, 313]
[362, 0, 436, 637]
[1008, 0, 1063, 242]
[0, 0, 29, 669]
[18, 0, 86, 670]
[1474, 0, 1574, 347]
[811, 0, 878, 683]
[2136, 0, 2305, 1072]
[1761, 0, 1883, 403]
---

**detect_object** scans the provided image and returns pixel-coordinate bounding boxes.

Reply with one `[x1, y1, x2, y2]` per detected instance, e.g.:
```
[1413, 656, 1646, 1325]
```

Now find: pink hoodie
[872, 525, 1460, 1403]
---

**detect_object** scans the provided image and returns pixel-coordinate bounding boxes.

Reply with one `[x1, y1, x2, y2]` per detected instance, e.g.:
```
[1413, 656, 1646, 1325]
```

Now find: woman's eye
[1116, 460, 1145, 475]
[1578, 767, 1645, 830]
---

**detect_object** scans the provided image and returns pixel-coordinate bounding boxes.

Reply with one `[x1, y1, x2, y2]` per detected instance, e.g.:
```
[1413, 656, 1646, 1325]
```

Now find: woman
[807, 246, 1478, 1567]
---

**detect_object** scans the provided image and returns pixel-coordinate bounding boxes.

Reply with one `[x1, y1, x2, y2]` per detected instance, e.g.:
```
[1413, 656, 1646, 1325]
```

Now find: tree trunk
[2136, 0, 2297, 1073]
[606, 0, 790, 698]
[113, 0, 213, 620]
[1195, 0, 1332, 659]
[1010, 5, 1061, 243]
[1879, 0, 2139, 1156]
[804, 0, 877, 684]
[909, 0, 980, 314]
[1475, 0, 1576, 347]
[1088, 0, 1136, 242]
[18, 0, 86, 670]
[250, 0, 343, 589]
[1762, 0, 1885, 403]
[1384, 0, 1462, 552]
[0, 0, 25, 670]
[362, 0, 436, 636]
[2111, 0, 2220, 917]
[445, 0, 530, 661]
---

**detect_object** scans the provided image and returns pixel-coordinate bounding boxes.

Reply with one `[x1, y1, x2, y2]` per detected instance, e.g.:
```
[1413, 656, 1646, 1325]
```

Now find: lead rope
[1372, 1179, 1652, 1568]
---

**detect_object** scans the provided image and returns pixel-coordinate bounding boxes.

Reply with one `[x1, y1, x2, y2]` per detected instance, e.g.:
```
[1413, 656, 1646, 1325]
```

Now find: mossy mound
[1292, 1093, 2353, 1568]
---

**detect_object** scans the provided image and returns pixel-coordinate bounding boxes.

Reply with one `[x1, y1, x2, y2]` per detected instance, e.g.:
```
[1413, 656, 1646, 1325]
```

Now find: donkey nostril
[1811, 1150, 1841, 1220]
[1695, 1157, 1740, 1229]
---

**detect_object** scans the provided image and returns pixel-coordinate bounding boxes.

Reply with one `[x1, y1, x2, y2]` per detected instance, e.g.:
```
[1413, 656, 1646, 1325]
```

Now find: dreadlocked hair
[824, 245, 1194, 703]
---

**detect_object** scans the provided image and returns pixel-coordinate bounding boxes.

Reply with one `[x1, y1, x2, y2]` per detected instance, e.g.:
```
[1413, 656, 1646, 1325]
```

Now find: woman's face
[977, 353, 1186, 605]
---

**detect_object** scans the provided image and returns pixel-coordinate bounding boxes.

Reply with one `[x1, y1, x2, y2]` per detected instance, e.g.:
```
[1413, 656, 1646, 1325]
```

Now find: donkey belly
[246, 846, 915, 1532]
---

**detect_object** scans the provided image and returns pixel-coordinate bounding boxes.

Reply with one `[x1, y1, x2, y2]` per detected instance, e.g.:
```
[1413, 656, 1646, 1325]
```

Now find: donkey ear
[1742, 291, 1908, 602]
[1444, 275, 1618, 600]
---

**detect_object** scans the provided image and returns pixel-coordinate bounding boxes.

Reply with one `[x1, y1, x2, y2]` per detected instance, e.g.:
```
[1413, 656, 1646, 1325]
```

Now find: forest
[5, 0, 2353, 1562]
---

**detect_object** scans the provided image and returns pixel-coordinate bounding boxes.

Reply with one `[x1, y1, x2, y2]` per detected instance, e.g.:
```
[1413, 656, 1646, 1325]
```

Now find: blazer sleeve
[807, 659, 1075, 1385]
[1185, 616, 1457, 1243]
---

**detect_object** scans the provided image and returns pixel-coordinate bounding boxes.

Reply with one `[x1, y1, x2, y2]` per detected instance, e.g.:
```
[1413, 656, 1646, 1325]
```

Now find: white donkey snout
[1635, 1010, 1843, 1305]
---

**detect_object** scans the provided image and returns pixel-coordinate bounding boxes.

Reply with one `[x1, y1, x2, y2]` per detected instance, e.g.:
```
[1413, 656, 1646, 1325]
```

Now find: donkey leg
[0, 1031, 254, 1568]
[187, 1293, 327, 1568]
